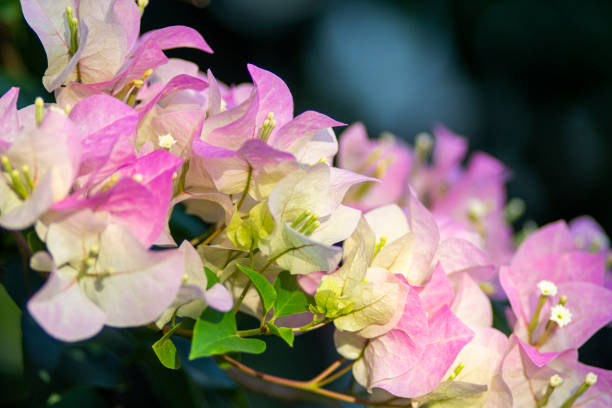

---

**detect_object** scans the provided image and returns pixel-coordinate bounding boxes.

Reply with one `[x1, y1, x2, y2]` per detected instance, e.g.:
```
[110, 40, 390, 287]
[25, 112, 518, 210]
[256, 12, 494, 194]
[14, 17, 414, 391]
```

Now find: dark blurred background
[1, 0, 611, 406]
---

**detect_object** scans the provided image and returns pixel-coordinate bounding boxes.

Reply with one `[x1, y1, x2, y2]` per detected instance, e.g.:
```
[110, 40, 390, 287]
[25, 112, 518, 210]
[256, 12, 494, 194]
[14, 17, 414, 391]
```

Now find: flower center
[158, 134, 177, 150]
[1, 156, 35, 200]
[258, 112, 276, 142]
[289, 210, 319, 236]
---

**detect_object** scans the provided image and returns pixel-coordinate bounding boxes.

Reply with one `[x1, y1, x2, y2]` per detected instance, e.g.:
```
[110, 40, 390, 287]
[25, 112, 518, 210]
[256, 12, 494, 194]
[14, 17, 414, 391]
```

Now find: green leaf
[204, 266, 220, 289]
[153, 338, 180, 370]
[227, 210, 253, 250]
[272, 271, 310, 317]
[0, 283, 22, 377]
[266, 322, 294, 347]
[190, 309, 266, 359]
[249, 202, 274, 241]
[152, 323, 182, 370]
[26, 230, 45, 253]
[236, 264, 277, 313]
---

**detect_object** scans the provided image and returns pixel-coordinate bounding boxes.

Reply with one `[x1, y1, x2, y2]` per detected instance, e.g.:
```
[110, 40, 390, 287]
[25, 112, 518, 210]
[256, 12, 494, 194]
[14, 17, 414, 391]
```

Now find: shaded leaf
[26, 230, 45, 253]
[190, 309, 266, 359]
[266, 322, 294, 347]
[237, 264, 277, 313]
[46, 386, 106, 408]
[204, 266, 220, 289]
[152, 323, 183, 370]
[0, 283, 22, 377]
[273, 271, 310, 317]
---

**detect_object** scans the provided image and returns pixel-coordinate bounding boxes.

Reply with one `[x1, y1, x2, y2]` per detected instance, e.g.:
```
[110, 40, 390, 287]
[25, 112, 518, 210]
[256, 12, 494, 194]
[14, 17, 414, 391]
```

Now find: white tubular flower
[549, 374, 563, 387]
[550, 304, 572, 327]
[585, 372, 598, 386]
[158, 133, 177, 149]
[415, 132, 433, 153]
[467, 198, 488, 221]
[537, 280, 558, 297]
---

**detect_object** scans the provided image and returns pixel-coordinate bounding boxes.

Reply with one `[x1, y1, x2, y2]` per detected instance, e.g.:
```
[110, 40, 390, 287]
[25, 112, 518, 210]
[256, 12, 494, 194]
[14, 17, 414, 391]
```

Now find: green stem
[528, 294, 548, 344]
[534, 321, 557, 348]
[233, 246, 301, 314]
[160, 321, 182, 341]
[75, 62, 82, 83]
[233, 280, 252, 315]
[236, 165, 252, 212]
[294, 316, 327, 332]
[560, 382, 592, 408]
[237, 327, 267, 337]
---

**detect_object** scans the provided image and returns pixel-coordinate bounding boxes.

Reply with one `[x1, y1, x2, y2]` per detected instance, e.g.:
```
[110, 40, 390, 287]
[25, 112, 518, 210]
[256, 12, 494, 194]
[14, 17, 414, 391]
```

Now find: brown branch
[219, 355, 408, 407]
[308, 357, 346, 384]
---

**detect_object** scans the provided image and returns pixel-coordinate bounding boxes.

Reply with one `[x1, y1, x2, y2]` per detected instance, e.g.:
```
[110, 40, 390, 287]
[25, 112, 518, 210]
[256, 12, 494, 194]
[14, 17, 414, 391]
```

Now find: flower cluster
[1, 1, 610, 407]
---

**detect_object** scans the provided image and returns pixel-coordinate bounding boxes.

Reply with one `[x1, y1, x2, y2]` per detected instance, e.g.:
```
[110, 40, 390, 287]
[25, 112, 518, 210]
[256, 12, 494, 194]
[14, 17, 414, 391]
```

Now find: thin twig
[315, 361, 356, 387]
[219, 355, 408, 407]
[308, 357, 346, 384]
[190, 224, 225, 247]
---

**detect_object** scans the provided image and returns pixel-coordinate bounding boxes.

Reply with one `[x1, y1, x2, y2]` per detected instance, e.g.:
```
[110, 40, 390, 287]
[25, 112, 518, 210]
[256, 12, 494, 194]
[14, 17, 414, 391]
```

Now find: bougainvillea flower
[569, 216, 610, 254]
[338, 122, 412, 211]
[195, 64, 343, 200]
[350, 267, 474, 398]
[155, 241, 233, 327]
[67, 93, 139, 185]
[22, 0, 213, 98]
[570, 215, 612, 290]
[176, 149, 234, 226]
[315, 217, 408, 338]
[193, 138, 297, 200]
[0, 87, 20, 150]
[431, 147, 513, 266]
[51, 149, 182, 247]
[0, 105, 81, 230]
[412, 274, 511, 407]
[370, 191, 493, 286]
[502, 338, 612, 407]
[137, 103, 205, 158]
[27, 210, 185, 342]
[259, 163, 366, 275]
[366, 199, 439, 285]
[411, 327, 511, 408]
[411, 124, 467, 204]
[500, 221, 612, 366]
[135, 74, 208, 121]
[21, 0, 141, 91]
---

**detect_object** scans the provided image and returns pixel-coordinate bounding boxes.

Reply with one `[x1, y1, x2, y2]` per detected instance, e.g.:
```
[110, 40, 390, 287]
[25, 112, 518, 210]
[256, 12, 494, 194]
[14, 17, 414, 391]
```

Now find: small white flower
[585, 372, 598, 385]
[415, 132, 433, 152]
[158, 133, 177, 149]
[537, 280, 558, 297]
[549, 374, 563, 387]
[467, 198, 488, 221]
[550, 304, 572, 327]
